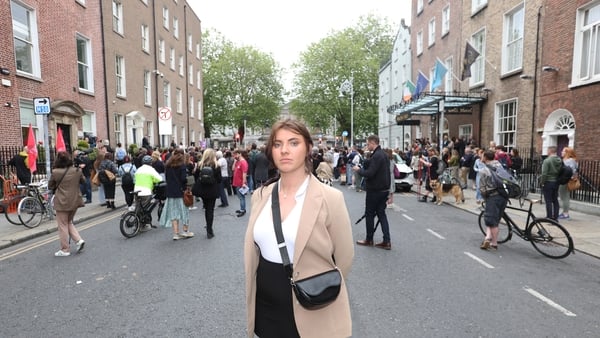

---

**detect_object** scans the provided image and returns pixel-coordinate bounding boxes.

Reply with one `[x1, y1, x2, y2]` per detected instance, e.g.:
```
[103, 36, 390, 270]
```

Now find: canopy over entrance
[393, 91, 488, 117]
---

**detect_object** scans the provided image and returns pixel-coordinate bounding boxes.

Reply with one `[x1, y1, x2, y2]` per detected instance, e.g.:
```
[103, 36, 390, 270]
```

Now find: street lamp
[339, 76, 354, 147]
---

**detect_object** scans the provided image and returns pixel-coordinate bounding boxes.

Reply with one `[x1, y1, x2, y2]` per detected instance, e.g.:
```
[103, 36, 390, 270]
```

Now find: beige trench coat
[244, 176, 354, 337]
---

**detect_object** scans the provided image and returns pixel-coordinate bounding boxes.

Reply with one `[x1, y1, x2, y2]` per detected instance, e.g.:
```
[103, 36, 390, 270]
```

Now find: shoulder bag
[271, 182, 341, 310]
[175, 169, 194, 207]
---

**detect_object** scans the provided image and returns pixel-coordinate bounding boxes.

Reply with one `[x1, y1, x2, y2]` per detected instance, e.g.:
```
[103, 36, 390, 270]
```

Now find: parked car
[393, 153, 414, 192]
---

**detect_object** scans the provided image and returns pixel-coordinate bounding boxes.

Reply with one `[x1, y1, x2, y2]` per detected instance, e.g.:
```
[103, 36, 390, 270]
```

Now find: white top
[217, 157, 229, 177]
[253, 176, 310, 263]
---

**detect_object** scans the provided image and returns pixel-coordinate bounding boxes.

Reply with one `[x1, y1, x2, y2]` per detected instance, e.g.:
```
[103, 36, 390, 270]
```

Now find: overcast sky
[188, 0, 411, 89]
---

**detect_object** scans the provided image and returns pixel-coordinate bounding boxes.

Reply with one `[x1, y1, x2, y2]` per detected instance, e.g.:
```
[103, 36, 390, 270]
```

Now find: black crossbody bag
[271, 182, 341, 310]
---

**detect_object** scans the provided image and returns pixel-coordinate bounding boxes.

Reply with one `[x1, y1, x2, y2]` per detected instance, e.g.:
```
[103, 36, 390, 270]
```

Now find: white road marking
[523, 286, 577, 317]
[426, 229, 445, 239]
[402, 214, 414, 221]
[464, 251, 495, 269]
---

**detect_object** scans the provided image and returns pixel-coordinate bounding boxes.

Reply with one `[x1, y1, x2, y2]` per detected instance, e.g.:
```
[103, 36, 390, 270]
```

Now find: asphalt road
[1, 187, 599, 337]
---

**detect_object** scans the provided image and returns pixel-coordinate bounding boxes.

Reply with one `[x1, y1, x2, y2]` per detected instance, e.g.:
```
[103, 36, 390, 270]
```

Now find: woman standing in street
[244, 119, 354, 338]
[559, 147, 579, 220]
[159, 148, 194, 240]
[49, 152, 86, 257]
[192, 148, 221, 238]
[98, 152, 119, 209]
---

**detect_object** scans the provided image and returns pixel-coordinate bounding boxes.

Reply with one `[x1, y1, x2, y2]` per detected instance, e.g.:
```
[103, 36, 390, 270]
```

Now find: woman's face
[272, 128, 308, 175]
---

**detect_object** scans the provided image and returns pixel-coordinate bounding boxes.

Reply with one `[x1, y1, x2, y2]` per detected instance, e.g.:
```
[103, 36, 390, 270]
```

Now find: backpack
[435, 157, 446, 175]
[199, 166, 215, 185]
[557, 163, 573, 185]
[121, 165, 134, 187]
[488, 164, 521, 199]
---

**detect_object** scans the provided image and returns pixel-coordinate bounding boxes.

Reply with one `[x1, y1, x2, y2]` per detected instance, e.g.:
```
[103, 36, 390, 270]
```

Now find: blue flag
[413, 71, 430, 98]
[431, 59, 448, 91]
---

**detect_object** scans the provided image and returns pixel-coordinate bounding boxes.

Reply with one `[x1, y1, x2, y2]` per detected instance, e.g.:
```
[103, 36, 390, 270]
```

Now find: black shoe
[431, 197, 437, 203]
[100, 202, 107, 207]
[236, 210, 246, 217]
[85, 200, 92, 204]
[419, 196, 427, 202]
[207, 233, 214, 239]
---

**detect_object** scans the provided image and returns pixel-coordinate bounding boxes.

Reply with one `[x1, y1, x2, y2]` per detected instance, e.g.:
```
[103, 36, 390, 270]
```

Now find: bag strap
[271, 182, 294, 279]
[55, 166, 70, 188]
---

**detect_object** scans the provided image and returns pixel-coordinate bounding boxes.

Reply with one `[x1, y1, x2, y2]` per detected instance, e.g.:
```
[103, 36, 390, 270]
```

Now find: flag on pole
[413, 71, 430, 98]
[403, 80, 416, 102]
[461, 41, 480, 80]
[431, 59, 448, 91]
[56, 127, 66, 152]
[26, 124, 37, 174]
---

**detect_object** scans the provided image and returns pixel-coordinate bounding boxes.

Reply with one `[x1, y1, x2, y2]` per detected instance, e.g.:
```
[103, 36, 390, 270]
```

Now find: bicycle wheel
[119, 212, 140, 238]
[18, 197, 44, 228]
[4, 197, 23, 225]
[526, 218, 573, 259]
[478, 210, 511, 244]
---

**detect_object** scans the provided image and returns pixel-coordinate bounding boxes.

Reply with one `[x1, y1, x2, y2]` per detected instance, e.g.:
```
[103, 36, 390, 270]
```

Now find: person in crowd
[385, 149, 396, 206]
[186, 151, 198, 209]
[159, 148, 193, 240]
[419, 148, 441, 203]
[244, 119, 353, 338]
[194, 148, 221, 238]
[509, 148, 523, 174]
[315, 151, 335, 185]
[353, 135, 392, 249]
[151, 150, 165, 179]
[118, 155, 137, 209]
[232, 149, 249, 217]
[93, 149, 106, 206]
[216, 150, 229, 207]
[73, 149, 92, 204]
[345, 146, 357, 186]
[540, 146, 562, 221]
[134, 147, 147, 169]
[473, 148, 486, 204]
[253, 145, 270, 189]
[134, 155, 163, 230]
[98, 152, 119, 209]
[8, 146, 32, 185]
[479, 150, 508, 251]
[102, 139, 114, 154]
[459, 146, 475, 189]
[448, 148, 460, 181]
[114, 142, 127, 167]
[248, 143, 260, 193]
[559, 147, 579, 220]
[224, 150, 235, 196]
[468, 147, 480, 191]
[48, 151, 85, 257]
[494, 145, 512, 170]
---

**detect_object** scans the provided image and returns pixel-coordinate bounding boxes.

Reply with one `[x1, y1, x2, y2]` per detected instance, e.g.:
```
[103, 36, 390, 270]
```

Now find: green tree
[290, 15, 395, 144]
[202, 29, 284, 142]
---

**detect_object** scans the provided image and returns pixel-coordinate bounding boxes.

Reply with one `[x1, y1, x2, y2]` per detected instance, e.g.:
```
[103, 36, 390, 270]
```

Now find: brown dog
[430, 180, 464, 205]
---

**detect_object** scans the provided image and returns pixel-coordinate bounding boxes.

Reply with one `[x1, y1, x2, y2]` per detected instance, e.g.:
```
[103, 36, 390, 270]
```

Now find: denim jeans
[218, 181, 228, 205]
[543, 180, 559, 220]
[364, 190, 391, 243]
[236, 187, 246, 211]
[346, 163, 353, 185]
[80, 176, 92, 202]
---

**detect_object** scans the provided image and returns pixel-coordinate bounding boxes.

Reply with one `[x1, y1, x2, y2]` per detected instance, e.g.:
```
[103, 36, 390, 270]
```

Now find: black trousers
[201, 197, 216, 235]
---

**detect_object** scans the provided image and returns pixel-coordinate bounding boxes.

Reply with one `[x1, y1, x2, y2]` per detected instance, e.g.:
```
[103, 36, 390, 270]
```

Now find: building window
[197, 70, 201, 89]
[417, 31, 423, 55]
[176, 88, 182, 114]
[188, 64, 193, 85]
[417, 0, 424, 14]
[169, 48, 175, 70]
[179, 55, 184, 76]
[428, 18, 436, 46]
[114, 113, 123, 145]
[496, 100, 517, 148]
[190, 96, 194, 118]
[573, 2, 600, 85]
[459, 124, 473, 142]
[112, 0, 123, 34]
[144, 70, 151, 105]
[198, 99, 202, 119]
[141, 24, 149, 52]
[196, 42, 201, 59]
[76, 34, 93, 92]
[163, 81, 171, 108]
[11, 1, 41, 77]
[140, 0, 148, 5]
[502, 4, 524, 74]
[116, 55, 126, 96]
[472, 0, 488, 15]
[445, 56, 453, 92]
[173, 17, 179, 38]
[146, 121, 153, 145]
[187, 34, 193, 52]
[470, 30, 486, 86]
[159, 39, 165, 64]
[162, 7, 169, 29]
[442, 5, 450, 36]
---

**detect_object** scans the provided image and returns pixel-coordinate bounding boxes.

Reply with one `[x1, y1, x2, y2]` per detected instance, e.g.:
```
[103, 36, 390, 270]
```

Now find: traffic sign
[33, 97, 51, 115]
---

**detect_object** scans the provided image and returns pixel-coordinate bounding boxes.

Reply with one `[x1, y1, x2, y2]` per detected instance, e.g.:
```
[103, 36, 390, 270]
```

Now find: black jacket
[358, 146, 391, 192]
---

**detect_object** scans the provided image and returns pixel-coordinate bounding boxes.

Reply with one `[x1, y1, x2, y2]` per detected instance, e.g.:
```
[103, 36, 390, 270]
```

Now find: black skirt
[255, 255, 300, 338]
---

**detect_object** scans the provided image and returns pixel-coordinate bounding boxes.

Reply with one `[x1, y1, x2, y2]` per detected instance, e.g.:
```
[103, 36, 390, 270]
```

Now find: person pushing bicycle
[479, 150, 508, 251]
[133, 156, 163, 230]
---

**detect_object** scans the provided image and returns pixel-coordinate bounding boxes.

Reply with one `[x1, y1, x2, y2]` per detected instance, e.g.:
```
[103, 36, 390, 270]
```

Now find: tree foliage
[202, 29, 284, 140]
[290, 15, 395, 143]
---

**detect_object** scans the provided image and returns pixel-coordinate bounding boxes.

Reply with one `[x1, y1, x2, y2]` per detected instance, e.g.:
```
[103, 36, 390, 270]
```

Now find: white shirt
[218, 157, 229, 177]
[253, 176, 309, 263]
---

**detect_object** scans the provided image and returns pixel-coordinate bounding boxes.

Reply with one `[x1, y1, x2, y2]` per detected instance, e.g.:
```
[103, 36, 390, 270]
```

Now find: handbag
[91, 172, 100, 186]
[567, 177, 581, 191]
[183, 188, 194, 207]
[271, 182, 341, 310]
[105, 169, 116, 182]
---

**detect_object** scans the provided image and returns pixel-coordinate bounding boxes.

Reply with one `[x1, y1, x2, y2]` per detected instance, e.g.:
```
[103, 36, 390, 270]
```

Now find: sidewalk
[411, 184, 600, 259]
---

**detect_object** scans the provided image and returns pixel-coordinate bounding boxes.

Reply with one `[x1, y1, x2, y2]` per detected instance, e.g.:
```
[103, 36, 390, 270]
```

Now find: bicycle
[478, 198, 574, 259]
[16, 180, 55, 228]
[119, 182, 166, 238]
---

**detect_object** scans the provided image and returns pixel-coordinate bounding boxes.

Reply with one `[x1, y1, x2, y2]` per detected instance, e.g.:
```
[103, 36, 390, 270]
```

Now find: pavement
[1, 182, 599, 259]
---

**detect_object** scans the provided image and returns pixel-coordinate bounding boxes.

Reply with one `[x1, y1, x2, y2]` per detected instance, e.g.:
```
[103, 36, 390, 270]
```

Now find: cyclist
[133, 155, 163, 230]
[479, 150, 508, 251]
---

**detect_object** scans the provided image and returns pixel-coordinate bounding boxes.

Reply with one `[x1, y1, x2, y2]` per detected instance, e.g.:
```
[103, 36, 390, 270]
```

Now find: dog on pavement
[430, 180, 464, 205]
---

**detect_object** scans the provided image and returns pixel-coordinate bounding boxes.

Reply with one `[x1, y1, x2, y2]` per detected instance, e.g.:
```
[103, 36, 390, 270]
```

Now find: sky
[188, 0, 412, 90]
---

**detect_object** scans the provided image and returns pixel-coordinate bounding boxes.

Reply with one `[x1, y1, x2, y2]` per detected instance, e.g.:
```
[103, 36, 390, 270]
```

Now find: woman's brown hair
[166, 148, 185, 167]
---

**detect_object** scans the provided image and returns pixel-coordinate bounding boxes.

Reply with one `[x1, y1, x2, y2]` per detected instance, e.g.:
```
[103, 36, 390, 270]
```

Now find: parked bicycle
[16, 180, 55, 228]
[119, 182, 166, 238]
[478, 198, 574, 259]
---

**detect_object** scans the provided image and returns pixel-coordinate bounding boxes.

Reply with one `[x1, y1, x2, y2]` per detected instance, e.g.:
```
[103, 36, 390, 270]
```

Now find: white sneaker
[181, 231, 195, 238]
[55, 250, 70, 257]
[188, 206, 198, 210]
[140, 224, 152, 232]
[173, 234, 184, 240]
[128, 206, 136, 211]
[76, 239, 85, 253]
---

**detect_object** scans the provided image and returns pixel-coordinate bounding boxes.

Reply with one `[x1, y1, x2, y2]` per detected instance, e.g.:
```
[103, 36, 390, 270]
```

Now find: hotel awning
[393, 91, 488, 117]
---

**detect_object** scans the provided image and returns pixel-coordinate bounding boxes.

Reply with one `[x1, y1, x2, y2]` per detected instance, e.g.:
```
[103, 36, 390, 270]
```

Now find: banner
[461, 41, 480, 80]
[403, 80, 416, 102]
[56, 127, 66, 152]
[413, 71, 430, 98]
[431, 59, 448, 91]
[27, 124, 37, 173]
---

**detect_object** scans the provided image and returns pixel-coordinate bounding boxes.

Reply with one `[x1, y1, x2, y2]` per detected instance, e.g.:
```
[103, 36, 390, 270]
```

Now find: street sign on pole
[33, 97, 51, 115]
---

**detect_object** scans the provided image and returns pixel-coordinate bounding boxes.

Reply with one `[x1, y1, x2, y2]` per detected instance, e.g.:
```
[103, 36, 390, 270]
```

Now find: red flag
[56, 127, 66, 152]
[26, 124, 37, 174]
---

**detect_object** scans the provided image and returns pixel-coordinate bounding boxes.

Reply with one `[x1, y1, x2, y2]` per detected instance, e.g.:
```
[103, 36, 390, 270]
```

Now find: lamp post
[339, 76, 354, 147]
